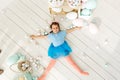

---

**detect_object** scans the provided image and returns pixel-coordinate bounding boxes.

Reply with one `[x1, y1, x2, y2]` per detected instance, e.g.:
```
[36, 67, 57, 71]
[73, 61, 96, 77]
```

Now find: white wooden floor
[0, 0, 120, 80]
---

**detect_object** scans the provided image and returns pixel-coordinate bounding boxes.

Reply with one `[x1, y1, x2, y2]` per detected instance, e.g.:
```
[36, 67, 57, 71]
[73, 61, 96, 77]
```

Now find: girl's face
[51, 25, 59, 33]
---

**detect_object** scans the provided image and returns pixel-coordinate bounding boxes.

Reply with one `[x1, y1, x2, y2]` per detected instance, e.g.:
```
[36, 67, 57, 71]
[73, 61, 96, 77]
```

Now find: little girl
[30, 22, 89, 80]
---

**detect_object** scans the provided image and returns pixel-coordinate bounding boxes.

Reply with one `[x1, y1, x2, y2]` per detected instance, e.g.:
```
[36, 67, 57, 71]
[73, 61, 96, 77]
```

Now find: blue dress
[47, 30, 72, 59]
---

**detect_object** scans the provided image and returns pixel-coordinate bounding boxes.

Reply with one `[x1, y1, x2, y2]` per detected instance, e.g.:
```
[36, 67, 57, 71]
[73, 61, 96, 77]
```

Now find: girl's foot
[38, 75, 46, 80]
[81, 71, 89, 76]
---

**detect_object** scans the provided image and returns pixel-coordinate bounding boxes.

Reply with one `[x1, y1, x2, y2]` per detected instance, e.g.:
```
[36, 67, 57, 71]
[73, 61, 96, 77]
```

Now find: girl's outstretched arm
[30, 35, 47, 39]
[66, 26, 82, 34]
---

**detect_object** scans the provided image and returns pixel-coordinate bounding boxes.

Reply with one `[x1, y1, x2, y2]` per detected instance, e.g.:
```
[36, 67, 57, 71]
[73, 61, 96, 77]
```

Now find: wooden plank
[70, 32, 120, 79]
[67, 34, 118, 80]
[93, 0, 120, 36]
[1, 0, 69, 80]
[0, 0, 120, 80]
[104, 0, 120, 11]
[17, 0, 120, 79]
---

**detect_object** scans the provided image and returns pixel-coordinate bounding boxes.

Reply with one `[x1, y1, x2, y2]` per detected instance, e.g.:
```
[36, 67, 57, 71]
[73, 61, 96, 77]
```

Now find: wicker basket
[17, 60, 31, 72]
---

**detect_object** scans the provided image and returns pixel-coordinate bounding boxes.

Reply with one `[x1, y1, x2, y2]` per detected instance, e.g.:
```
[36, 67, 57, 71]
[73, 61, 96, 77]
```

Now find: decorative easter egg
[84, 0, 97, 9]
[67, 0, 81, 9]
[66, 12, 77, 20]
[88, 23, 98, 34]
[48, 0, 64, 8]
[82, 0, 88, 3]
[72, 18, 89, 26]
[81, 9, 92, 16]
[52, 7, 62, 12]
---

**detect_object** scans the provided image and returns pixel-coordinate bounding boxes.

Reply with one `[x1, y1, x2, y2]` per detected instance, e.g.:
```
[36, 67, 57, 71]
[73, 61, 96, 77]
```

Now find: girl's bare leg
[38, 59, 56, 80]
[65, 55, 89, 76]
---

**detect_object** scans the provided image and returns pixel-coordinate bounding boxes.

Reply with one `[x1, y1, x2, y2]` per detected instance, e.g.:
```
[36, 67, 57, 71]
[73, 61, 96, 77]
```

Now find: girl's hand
[75, 26, 82, 30]
[30, 35, 36, 40]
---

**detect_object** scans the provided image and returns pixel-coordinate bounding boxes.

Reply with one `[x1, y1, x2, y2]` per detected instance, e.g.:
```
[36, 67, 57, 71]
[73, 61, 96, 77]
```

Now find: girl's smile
[51, 25, 59, 33]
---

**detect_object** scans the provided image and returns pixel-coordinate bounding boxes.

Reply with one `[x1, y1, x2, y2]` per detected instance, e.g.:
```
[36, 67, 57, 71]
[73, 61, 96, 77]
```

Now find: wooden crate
[49, 7, 78, 15]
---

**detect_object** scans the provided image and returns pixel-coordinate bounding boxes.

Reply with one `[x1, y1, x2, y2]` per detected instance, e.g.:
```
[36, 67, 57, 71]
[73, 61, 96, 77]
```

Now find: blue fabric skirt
[48, 41, 72, 59]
